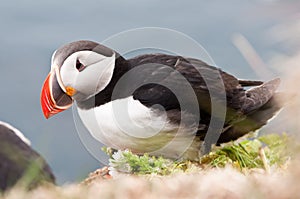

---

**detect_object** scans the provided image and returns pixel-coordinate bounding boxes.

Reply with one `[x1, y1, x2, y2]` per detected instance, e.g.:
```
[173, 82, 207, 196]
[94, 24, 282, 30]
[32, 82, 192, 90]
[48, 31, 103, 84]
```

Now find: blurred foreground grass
[2, 133, 299, 199]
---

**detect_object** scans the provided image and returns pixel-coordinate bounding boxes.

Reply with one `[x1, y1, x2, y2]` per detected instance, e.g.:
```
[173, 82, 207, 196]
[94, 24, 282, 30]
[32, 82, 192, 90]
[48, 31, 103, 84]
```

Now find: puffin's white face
[41, 40, 117, 119]
[53, 50, 116, 101]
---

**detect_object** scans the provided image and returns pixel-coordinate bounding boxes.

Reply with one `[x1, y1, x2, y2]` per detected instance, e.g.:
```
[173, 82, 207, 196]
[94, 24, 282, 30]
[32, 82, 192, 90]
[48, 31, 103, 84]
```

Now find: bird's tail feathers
[242, 78, 280, 114]
[218, 91, 285, 143]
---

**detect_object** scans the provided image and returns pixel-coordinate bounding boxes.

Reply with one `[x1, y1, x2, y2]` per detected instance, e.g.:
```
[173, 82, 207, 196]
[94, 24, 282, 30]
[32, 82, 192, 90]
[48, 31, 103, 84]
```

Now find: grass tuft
[107, 134, 290, 175]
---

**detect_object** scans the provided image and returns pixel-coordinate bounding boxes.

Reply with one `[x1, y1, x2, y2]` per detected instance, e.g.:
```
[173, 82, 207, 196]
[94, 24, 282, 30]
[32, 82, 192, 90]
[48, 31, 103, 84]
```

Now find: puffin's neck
[76, 55, 131, 110]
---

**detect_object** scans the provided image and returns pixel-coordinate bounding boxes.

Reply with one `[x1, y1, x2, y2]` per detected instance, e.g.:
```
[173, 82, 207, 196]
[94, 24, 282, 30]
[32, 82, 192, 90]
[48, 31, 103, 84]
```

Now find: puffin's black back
[0, 123, 55, 191]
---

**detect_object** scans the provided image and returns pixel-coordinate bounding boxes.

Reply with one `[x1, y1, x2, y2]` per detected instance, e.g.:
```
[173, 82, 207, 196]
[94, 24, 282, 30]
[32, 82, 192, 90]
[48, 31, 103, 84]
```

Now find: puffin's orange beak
[40, 70, 73, 119]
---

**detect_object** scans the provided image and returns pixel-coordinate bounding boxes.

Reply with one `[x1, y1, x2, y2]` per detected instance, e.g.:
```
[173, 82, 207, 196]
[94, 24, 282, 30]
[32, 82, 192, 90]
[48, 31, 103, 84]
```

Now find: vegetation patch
[106, 133, 290, 176]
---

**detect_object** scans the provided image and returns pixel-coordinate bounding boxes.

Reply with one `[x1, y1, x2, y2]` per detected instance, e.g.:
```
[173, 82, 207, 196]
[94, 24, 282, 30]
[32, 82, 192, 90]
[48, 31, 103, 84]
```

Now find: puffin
[0, 121, 55, 191]
[40, 40, 281, 160]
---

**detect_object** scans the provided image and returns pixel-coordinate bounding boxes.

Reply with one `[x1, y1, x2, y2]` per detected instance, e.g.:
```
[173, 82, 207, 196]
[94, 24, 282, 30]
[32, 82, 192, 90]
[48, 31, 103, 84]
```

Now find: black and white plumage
[41, 40, 282, 160]
[0, 121, 55, 191]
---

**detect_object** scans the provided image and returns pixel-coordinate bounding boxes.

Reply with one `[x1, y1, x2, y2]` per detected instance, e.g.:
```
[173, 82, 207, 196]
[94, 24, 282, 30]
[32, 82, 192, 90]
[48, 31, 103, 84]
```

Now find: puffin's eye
[76, 60, 85, 72]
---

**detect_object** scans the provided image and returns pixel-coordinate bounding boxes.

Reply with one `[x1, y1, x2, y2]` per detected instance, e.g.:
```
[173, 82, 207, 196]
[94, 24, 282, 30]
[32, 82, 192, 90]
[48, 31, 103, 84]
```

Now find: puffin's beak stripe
[40, 70, 73, 119]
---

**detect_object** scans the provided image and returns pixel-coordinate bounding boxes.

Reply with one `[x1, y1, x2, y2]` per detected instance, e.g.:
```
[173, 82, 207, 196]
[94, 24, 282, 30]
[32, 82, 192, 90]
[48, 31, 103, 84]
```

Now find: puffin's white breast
[77, 96, 199, 159]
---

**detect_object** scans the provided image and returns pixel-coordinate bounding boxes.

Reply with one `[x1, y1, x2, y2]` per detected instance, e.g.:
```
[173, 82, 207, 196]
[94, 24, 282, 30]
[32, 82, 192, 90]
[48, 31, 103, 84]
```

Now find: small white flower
[109, 150, 132, 173]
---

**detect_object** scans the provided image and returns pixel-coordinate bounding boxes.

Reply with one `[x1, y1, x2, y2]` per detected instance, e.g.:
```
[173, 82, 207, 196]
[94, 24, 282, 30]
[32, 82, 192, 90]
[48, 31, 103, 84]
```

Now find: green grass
[107, 133, 290, 175]
[201, 133, 289, 170]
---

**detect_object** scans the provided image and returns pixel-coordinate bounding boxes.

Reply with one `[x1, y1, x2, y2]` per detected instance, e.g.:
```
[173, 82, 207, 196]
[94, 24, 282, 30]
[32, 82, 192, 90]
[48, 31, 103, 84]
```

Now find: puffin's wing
[131, 54, 281, 115]
[238, 80, 263, 87]
[131, 55, 244, 116]
[183, 58, 281, 115]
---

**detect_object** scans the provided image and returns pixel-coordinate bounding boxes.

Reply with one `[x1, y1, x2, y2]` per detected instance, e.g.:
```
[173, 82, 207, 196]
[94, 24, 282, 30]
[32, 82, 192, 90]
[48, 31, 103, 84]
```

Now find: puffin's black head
[41, 40, 117, 118]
